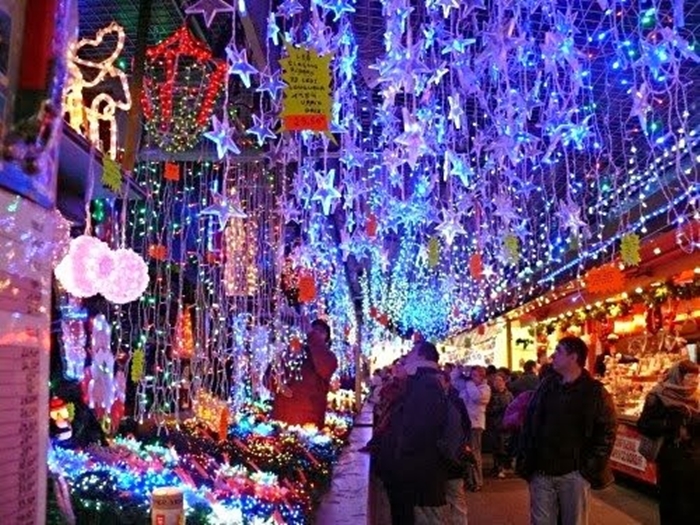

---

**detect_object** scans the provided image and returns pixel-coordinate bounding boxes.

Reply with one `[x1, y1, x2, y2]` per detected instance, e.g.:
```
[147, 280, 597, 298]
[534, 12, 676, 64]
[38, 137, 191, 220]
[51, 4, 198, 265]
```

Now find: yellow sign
[102, 157, 122, 192]
[279, 43, 332, 132]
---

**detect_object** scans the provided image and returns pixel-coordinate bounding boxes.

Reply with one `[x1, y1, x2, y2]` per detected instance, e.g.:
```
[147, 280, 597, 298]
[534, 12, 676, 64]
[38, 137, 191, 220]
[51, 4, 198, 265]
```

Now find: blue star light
[256, 71, 286, 100]
[204, 114, 240, 159]
[277, 0, 304, 18]
[226, 45, 258, 88]
[312, 169, 342, 215]
[185, 0, 235, 28]
[246, 114, 276, 146]
[200, 190, 247, 231]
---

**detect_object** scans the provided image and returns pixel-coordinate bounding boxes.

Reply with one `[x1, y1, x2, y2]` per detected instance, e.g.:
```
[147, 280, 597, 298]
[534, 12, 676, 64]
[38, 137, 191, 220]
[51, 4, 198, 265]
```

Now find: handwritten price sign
[279, 43, 332, 132]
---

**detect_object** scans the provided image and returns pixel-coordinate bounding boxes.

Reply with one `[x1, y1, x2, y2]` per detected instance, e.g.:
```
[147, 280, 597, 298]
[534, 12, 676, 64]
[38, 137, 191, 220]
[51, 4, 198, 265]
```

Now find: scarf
[651, 362, 700, 415]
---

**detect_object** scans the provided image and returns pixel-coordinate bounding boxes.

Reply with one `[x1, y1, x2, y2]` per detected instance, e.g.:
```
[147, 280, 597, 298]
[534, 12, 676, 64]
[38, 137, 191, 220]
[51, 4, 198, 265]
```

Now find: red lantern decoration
[366, 214, 378, 238]
[141, 26, 228, 153]
[290, 336, 303, 353]
[469, 254, 483, 280]
[148, 244, 168, 261]
[298, 272, 317, 303]
[164, 162, 181, 181]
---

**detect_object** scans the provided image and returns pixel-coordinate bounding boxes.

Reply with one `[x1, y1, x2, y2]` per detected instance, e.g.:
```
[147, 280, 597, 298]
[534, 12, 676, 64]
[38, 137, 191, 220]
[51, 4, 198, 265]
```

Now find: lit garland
[63, 22, 131, 159]
[47, 405, 353, 524]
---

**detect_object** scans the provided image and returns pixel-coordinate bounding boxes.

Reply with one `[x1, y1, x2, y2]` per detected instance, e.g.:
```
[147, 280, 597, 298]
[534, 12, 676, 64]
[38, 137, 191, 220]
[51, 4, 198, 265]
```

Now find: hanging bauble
[101, 248, 150, 304]
[469, 253, 483, 280]
[131, 348, 145, 383]
[298, 272, 317, 303]
[503, 234, 520, 265]
[366, 213, 378, 238]
[54, 235, 114, 298]
[141, 26, 228, 153]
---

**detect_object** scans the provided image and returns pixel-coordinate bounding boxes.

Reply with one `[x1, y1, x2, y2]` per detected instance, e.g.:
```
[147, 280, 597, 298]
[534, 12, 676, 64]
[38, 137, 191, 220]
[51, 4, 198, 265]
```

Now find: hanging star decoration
[557, 196, 588, 239]
[436, 208, 466, 246]
[630, 82, 652, 133]
[312, 169, 342, 215]
[226, 44, 258, 88]
[394, 108, 430, 169]
[204, 114, 240, 158]
[256, 70, 286, 100]
[246, 114, 276, 146]
[492, 193, 519, 227]
[277, 0, 304, 18]
[185, 0, 235, 28]
[200, 190, 247, 231]
[323, 0, 356, 22]
[447, 92, 465, 130]
[620, 233, 641, 266]
[435, 0, 460, 18]
[267, 12, 281, 45]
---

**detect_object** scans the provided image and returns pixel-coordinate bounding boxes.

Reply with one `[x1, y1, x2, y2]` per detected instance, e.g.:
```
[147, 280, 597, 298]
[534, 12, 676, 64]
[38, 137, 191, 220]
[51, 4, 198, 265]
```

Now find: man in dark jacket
[509, 360, 539, 397]
[376, 341, 448, 525]
[517, 336, 616, 525]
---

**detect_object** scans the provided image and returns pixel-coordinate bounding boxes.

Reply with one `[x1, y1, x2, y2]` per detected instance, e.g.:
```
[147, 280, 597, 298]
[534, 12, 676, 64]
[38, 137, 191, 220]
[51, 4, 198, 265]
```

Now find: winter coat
[638, 392, 700, 524]
[270, 339, 338, 428]
[375, 367, 448, 507]
[461, 380, 491, 430]
[487, 389, 513, 432]
[509, 372, 539, 398]
[517, 370, 617, 489]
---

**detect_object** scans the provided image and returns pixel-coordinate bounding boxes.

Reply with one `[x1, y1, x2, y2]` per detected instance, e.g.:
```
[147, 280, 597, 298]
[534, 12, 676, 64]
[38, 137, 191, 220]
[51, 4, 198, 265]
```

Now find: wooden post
[121, 0, 153, 174]
[506, 318, 513, 370]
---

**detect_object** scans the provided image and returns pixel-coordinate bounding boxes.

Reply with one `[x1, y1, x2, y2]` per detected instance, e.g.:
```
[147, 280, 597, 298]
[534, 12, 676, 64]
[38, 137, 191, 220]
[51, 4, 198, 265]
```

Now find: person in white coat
[461, 365, 491, 491]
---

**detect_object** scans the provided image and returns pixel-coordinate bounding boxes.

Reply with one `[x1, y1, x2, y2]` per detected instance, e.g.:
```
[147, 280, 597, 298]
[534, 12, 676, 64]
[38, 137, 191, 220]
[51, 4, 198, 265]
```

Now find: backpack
[503, 390, 534, 431]
[437, 394, 474, 471]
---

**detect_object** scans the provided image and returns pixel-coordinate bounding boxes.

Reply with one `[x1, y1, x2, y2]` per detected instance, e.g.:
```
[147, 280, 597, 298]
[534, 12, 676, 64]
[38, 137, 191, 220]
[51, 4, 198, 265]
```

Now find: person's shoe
[497, 471, 506, 479]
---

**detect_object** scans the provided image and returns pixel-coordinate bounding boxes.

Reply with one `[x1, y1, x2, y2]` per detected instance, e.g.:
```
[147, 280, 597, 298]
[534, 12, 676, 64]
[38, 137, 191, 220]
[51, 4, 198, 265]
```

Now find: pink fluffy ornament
[54, 235, 113, 297]
[101, 248, 149, 304]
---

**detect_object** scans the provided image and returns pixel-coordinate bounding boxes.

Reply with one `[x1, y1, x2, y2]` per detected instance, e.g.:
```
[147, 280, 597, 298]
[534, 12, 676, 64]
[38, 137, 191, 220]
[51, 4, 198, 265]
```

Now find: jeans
[529, 471, 590, 525]
[466, 428, 484, 489]
[444, 479, 469, 525]
[414, 505, 448, 525]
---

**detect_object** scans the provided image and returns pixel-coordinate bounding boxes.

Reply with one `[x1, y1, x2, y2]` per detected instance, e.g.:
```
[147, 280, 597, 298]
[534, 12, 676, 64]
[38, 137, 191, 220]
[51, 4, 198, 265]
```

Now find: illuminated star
[204, 114, 240, 159]
[267, 12, 281, 45]
[394, 109, 430, 169]
[226, 45, 258, 88]
[324, 0, 355, 22]
[201, 190, 247, 231]
[557, 196, 588, 238]
[256, 70, 286, 100]
[634, 41, 671, 81]
[447, 92, 465, 130]
[436, 208, 466, 246]
[312, 169, 342, 215]
[246, 114, 276, 146]
[630, 82, 652, 132]
[185, 0, 235, 28]
[277, 0, 304, 18]
[436, 0, 459, 18]
[492, 193, 519, 227]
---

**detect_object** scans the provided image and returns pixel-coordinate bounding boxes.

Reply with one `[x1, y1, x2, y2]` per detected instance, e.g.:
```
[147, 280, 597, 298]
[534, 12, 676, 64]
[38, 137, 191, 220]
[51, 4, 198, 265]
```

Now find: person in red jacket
[267, 319, 338, 428]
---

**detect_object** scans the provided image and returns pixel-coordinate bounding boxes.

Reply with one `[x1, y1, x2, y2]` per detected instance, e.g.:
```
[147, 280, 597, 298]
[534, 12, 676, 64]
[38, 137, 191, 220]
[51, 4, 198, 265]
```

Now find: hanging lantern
[101, 248, 150, 304]
[141, 26, 228, 153]
[469, 253, 483, 280]
[298, 272, 317, 303]
[366, 213, 378, 238]
[173, 306, 195, 359]
[54, 235, 114, 298]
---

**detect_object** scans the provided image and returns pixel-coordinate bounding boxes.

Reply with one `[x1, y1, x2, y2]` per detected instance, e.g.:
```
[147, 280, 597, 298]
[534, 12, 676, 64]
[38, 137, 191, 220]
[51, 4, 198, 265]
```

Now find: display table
[609, 416, 657, 485]
[315, 403, 373, 525]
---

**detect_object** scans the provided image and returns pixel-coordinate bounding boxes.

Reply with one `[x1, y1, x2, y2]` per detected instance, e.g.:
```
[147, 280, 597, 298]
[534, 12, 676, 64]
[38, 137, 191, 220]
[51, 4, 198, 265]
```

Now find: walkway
[370, 464, 659, 524]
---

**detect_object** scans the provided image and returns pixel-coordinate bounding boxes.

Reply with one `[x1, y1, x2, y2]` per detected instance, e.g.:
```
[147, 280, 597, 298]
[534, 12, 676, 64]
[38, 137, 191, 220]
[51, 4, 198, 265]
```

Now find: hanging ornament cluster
[620, 233, 641, 266]
[54, 235, 149, 304]
[141, 26, 227, 153]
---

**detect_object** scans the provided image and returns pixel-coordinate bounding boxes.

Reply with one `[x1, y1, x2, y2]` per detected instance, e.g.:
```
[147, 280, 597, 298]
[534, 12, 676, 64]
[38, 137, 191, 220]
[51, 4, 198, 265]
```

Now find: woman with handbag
[637, 360, 700, 524]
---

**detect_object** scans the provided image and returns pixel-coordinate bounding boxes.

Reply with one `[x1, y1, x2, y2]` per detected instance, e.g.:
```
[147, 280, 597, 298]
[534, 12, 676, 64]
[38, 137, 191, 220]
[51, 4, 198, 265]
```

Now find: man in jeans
[517, 336, 617, 525]
[461, 365, 491, 491]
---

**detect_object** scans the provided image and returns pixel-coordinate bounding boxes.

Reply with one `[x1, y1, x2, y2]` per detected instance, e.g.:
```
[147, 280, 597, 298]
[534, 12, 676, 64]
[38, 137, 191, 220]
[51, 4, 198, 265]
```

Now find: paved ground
[370, 458, 659, 524]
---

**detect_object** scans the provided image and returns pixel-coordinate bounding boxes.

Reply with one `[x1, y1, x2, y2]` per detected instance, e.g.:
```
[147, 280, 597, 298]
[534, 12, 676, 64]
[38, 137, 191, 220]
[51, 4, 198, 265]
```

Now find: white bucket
[151, 487, 185, 525]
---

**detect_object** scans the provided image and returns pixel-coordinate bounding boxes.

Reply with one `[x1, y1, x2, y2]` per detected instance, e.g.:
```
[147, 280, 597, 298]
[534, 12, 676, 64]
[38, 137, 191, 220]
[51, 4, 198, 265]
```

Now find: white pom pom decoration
[101, 248, 150, 304]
